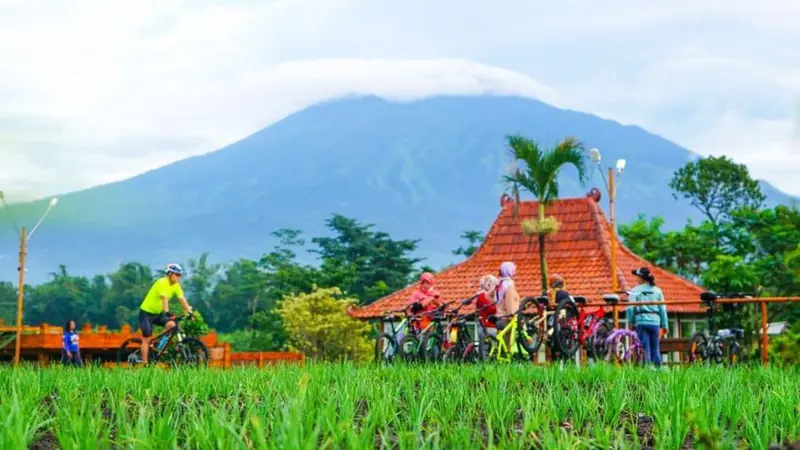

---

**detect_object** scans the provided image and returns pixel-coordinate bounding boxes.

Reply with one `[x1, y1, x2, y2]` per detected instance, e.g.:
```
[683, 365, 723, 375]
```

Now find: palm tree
[503, 135, 588, 294]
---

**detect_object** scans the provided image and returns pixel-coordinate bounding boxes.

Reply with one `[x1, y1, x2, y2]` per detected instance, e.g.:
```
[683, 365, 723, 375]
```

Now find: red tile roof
[349, 194, 706, 319]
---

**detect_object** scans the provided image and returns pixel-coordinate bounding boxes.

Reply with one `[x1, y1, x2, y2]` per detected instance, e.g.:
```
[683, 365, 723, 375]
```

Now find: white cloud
[0, 0, 798, 199]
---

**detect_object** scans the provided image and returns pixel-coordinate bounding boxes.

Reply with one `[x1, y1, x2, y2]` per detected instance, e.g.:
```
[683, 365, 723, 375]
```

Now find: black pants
[61, 350, 83, 367]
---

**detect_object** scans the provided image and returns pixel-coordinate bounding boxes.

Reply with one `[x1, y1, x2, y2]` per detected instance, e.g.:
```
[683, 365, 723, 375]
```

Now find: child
[62, 320, 83, 367]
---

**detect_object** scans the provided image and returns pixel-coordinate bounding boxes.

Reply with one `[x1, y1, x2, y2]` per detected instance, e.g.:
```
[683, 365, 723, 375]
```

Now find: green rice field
[3, 363, 800, 449]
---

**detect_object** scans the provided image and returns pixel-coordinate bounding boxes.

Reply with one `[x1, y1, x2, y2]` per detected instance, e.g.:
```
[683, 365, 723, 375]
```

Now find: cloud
[0, 0, 798, 199]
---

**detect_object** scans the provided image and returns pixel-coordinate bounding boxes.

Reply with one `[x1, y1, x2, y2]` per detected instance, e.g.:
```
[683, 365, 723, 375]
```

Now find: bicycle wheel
[443, 342, 467, 363]
[727, 341, 743, 365]
[554, 299, 580, 357]
[399, 334, 420, 361]
[374, 333, 397, 363]
[687, 333, 708, 363]
[588, 321, 611, 360]
[517, 297, 545, 356]
[117, 338, 144, 366]
[423, 333, 444, 362]
[482, 335, 500, 361]
[173, 337, 209, 367]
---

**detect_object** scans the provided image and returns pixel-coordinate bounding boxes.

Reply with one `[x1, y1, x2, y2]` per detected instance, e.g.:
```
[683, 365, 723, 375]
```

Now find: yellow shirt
[140, 277, 184, 314]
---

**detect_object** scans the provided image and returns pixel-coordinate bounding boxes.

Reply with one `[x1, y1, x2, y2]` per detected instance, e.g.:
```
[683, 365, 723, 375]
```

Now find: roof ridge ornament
[500, 193, 513, 207]
[587, 188, 601, 202]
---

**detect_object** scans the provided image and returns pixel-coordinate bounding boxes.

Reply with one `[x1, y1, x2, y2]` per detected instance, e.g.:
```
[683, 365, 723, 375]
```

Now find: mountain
[1, 95, 795, 282]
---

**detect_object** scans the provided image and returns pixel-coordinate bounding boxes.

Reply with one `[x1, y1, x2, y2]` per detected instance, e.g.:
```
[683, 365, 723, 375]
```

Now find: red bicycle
[552, 295, 612, 359]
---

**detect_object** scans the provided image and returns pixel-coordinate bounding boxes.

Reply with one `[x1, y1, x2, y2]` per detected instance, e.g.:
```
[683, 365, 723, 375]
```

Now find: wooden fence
[608, 296, 800, 367]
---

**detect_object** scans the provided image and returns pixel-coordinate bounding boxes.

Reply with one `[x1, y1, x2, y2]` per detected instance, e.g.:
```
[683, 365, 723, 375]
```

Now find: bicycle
[117, 314, 209, 367]
[686, 291, 747, 365]
[484, 300, 540, 363]
[442, 295, 497, 363]
[601, 292, 645, 365]
[399, 301, 453, 362]
[552, 294, 612, 360]
[374, 308, 411, 363]
[516, 295, 558, 356]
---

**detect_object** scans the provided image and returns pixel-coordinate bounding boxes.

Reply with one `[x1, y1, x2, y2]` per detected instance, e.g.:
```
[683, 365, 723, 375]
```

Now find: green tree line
[1, 149, 798, 358]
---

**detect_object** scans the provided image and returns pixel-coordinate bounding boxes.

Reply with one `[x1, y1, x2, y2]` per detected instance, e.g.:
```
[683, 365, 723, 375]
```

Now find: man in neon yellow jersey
[138, 263, 194, 364]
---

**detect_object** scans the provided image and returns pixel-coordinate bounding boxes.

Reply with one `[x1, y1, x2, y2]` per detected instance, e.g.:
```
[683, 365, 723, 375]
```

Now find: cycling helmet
[420, 272, 434, 284]
[549, 273, 564, 288]
[165, 263, 183, 275]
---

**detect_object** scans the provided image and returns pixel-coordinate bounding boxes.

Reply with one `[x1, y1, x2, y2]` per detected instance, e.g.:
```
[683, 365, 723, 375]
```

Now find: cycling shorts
[138, 309, 169, 337]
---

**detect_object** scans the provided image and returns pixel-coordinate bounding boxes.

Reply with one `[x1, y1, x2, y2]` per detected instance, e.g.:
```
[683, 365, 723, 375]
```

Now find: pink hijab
[496, 261, 516, 304]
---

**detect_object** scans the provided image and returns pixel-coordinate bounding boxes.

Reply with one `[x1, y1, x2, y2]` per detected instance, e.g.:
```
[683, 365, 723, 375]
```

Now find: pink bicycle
[601, 293, 645, 365]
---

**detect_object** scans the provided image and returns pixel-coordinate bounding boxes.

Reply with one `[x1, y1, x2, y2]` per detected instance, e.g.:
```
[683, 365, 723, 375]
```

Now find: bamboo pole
[609, 168, 620, 329]
[761, 301, 769, 367]
[14, 226, 27, 366]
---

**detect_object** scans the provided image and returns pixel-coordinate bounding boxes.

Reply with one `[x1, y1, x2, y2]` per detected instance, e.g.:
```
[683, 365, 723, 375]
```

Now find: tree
[185, 253, 221, 320]
[452, 230, 484, 258]
[669, 155, 765, 247]
[277, 286, 372, 361]
[503, 135, 588, 294]
[312, 215, 421, 304]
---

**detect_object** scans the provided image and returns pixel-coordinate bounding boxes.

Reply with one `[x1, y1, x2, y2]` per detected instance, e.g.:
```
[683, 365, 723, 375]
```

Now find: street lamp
[588, 148, 626, 328]
[0, 191, 59, 366]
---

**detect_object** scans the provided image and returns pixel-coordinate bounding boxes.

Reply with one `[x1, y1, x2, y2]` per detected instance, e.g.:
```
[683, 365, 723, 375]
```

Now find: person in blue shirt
[61, 320, 82, 367]
[626, 267, 668, 367]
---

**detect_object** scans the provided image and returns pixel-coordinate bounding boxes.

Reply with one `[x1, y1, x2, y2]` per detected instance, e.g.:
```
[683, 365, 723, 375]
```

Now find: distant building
[349, 192, 709, 343]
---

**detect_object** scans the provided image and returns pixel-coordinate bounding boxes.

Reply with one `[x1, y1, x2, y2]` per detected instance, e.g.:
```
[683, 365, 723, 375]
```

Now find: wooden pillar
[761, 300, 769, 367]
[258, 352, 264, 368]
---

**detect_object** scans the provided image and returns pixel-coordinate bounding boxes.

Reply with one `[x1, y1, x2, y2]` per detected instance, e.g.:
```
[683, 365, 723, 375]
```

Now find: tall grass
[1, 363, 798, 449]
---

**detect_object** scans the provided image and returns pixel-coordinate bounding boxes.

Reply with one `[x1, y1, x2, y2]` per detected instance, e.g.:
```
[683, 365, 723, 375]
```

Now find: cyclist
[408, 272, 443, 331]
[475, 274, 499, 336]
[549, 273, 571, 304]
[138, 263, 194, 364]
[495, 261, 520, 347]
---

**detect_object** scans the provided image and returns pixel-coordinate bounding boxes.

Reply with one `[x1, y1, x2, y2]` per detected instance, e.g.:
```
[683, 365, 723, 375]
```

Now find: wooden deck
[0, 323, 305, 368]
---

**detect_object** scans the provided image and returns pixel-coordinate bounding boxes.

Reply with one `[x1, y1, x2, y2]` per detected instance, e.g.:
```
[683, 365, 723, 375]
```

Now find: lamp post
[588, 149, 626, 328]
[0, 191, 58, 366]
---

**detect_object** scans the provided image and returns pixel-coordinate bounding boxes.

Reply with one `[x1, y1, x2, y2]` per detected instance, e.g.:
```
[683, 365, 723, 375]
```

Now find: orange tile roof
[349, 194, 706, 319]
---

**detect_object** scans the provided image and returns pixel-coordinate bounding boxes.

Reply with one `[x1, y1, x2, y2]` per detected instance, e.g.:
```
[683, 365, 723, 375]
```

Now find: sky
[1, 0, 799, 200]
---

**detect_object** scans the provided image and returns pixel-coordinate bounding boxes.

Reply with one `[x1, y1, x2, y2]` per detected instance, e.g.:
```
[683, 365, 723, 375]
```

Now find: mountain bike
[442, 295, 498, 363]
[117, 314, 209, 367]
[484, 300, 540, 363]
[374, 308, 411, 363]
[516, 295, 557, 356]
[686, 291, 747, 365]
[552, 294, 612, 360]
[399, 301, 452, 362]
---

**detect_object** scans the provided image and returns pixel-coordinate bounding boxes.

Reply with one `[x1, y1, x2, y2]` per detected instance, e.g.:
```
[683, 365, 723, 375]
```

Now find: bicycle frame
[487, 315, 534, 362]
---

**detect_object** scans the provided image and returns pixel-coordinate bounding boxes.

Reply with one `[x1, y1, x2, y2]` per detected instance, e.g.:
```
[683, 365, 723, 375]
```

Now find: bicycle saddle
[487, 315, 498, 324]
[573, 296, 587, 305]
[535, 295, 550, 307]
[700, 291, 718, 303]
[602, 294, 620, 305]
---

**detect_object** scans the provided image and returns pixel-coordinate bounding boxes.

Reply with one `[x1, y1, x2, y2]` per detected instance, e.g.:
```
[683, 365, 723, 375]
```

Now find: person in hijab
[626, 267, 668, 367]
[408, 272, 443, 331]
[495, 261, 521, 347]
[475, 274, 499, 336]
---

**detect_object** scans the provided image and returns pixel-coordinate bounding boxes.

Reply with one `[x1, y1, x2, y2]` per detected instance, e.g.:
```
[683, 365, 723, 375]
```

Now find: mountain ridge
[1, 94, 796, 283]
